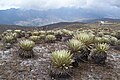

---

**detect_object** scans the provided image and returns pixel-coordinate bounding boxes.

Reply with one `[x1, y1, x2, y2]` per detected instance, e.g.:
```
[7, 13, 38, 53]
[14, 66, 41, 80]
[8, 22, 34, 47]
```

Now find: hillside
[0, 8, 84, 26]
[0, 24, 32, 32]
[1, 21, 120, 32]
[0, 22, 120, 80]
[0, 22, 88, 32]
[1, 8, 120, 26]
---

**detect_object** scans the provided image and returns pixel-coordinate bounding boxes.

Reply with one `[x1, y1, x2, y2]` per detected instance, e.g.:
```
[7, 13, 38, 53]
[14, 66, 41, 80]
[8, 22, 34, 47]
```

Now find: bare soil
[0, 41, 120, 80]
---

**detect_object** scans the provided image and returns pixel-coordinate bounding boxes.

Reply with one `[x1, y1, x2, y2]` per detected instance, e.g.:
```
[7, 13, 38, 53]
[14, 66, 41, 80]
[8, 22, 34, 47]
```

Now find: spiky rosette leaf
[62, 29, 73, 36]
[2, 32, 8, 37]
[12, 33, 17, 38]
[95, 37, 110, 44]
[54, 30, 63, 35]
[21, 31, 25, 33]
[6, 29, 13, 33]
[117, 40, 120, 45]
[104, 35, 111, 38]
[29, 36, 40, 42]
[3, 35, 14, 43]
[32, 31, 40, 36]
[109, 36, 118, 45]
[111, 32, 116, 37]
[97, 32, 104, 37]
[19, 40, 35, 51]
[66, 39, 83, 52]
[95, 37, 102, 43]
[95, 43, 109, 53]
[102, 31, 111, 35]
[114, 30, 120, 39]
[39, 35, 46, 40]
[39, 31, 46, 35]
[14, 30, 21, 33]
[27, 31, 32, 34]
[51, 50, 73, 69]
[74, 32, 95, 45]
[45, 35, 56, 42]
[47, 30, 54, 35]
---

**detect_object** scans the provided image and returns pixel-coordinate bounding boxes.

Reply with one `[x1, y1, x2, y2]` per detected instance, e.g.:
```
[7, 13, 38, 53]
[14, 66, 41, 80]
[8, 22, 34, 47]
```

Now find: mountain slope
[0, 8, 81, 26]
[0, 22, 87, 32]
[0, 8, 120, 26]
[0, 8, 104, 26]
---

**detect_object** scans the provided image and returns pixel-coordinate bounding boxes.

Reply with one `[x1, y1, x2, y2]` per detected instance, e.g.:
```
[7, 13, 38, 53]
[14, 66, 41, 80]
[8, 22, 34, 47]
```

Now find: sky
[0, 0, 120, 18]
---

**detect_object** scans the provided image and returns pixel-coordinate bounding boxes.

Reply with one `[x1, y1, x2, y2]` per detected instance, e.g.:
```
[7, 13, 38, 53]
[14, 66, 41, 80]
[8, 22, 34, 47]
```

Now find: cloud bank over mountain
[0, 0, 120, 10]
[0, 0, 120, 18]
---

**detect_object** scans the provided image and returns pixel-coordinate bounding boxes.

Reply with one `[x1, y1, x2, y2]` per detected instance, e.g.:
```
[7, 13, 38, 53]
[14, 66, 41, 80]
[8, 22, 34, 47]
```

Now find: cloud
[0, 0, 120, 10]
[0, 0, 120, 18]
[0, 0, 85, 10]
[81, 0, 120, 18]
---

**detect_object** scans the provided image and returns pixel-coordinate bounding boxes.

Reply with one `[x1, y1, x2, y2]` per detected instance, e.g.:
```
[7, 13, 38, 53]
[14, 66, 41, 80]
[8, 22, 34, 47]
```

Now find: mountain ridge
[0, 22, 86, 32]
[0, 8, 120, 26]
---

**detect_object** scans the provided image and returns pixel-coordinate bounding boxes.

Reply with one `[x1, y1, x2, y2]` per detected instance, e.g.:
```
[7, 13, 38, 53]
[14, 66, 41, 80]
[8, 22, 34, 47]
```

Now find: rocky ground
[0, 41, 120, 80]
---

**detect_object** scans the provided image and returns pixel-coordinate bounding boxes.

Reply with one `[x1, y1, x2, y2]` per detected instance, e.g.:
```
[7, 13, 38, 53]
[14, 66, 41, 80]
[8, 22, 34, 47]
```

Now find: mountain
[0, 8, 100, 26]
[0, 8, 120, 26]
[0, 22, 87, 32]
[0, 8, 75, 26]
[80, 18, 120, 23]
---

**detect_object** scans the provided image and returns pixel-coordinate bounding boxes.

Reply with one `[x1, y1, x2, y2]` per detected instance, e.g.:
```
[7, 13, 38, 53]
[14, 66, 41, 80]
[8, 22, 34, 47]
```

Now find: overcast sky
[0, 0, 120, 18]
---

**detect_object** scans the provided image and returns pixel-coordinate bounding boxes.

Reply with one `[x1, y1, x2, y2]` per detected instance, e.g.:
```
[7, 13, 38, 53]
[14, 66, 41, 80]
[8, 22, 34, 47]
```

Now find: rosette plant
[61, 29, 73, 41]
[114, 40, 120, 50]
[54, 30, 63, 41]
[110, 32, 116, 37]
[47, 30, 55, 35]
[39, 34, 46, 43]
[97, 32, 104, 37]
[18, 39, 35, 58]
[89, 43, 109, 64]
[26, 31, 32, 37]
[39, 31, 46, 35]
[14, 29, 22, 38]
[109, 36, 118, 46]
[32, 31, 40, 36]
[115, 30, 120, 39]
[21, 31, 26, 37]
[73, 32, 95, 62]
[2, 32, 8, 37]
[45, 35, 56, 43]
[6, 29, 13, 33]
[29, 36, 40, 44]
[3, 35, 14, 43]
[62, 29, 73, 36]
[66, 39, 83, 53]
[14, 30, 21, 33]
[66, 39, 84, 66]
[95, 37, 110, 44]
[50, 50, 73, 78]
[3, 35, 15, 49]
[0, 34, 1, 41]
